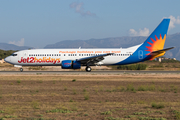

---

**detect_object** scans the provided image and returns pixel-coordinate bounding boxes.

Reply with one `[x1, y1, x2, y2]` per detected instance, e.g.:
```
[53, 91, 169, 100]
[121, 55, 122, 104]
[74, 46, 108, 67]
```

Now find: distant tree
[0, 49, 17, 59]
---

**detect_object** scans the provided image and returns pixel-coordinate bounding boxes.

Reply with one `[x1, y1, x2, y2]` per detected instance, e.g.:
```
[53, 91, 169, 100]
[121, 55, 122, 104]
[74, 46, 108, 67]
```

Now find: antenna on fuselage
[79, 46, 81, 49]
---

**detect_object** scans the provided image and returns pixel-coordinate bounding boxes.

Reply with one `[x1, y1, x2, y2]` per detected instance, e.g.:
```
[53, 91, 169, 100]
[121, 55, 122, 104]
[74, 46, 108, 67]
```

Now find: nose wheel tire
[86, 66, 91, 72]
[20, 68, 23, 72]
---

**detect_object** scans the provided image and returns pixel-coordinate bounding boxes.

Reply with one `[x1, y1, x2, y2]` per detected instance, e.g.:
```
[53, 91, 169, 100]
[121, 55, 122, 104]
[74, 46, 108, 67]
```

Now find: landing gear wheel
[20, 68, 23, 72]
[86, 66, 91, 72]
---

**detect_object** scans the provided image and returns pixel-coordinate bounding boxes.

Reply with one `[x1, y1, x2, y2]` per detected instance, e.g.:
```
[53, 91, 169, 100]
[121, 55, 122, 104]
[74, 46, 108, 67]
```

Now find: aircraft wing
[77, 53, 114, 65]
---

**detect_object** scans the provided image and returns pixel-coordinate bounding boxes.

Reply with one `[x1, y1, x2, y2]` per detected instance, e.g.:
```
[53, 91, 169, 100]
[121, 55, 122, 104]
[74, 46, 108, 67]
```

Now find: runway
[0, 70, 179, 75]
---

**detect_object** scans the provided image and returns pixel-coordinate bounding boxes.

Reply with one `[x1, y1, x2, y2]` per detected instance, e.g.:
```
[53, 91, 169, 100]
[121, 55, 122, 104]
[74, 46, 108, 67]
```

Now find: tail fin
[140, 19, 170, 58]
[114, 19, 171, 65]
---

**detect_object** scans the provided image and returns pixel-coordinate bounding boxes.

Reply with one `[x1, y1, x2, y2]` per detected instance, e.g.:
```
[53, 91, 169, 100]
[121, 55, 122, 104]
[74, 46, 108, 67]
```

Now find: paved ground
[0, 70, 180, 75]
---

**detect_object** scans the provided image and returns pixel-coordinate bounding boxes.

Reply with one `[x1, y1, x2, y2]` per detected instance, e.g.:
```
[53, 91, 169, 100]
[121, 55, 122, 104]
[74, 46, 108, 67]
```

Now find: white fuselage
[5, 44, 140, 66]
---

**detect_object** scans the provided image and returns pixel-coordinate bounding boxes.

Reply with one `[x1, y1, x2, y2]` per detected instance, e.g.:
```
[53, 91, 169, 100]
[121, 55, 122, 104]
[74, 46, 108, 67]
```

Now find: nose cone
[4, 56, 11, 63]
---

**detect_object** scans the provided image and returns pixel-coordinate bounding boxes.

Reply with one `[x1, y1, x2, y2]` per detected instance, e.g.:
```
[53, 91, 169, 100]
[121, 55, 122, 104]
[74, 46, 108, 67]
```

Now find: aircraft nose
[4, 56, 11, 63]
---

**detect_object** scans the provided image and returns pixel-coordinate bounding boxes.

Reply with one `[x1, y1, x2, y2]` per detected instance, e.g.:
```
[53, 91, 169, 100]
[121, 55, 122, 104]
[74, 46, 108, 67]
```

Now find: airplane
[4, 19, 174, 72]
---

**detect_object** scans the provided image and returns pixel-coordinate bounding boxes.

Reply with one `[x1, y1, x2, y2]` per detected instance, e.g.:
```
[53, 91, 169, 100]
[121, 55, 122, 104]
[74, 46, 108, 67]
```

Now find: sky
[0, 0, 180, 48]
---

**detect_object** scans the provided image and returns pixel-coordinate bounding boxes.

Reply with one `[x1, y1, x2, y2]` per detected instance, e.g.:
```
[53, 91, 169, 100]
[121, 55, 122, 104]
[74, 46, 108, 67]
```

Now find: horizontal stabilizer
[147, 47, 174, 60]
[151, 47, 174, 55]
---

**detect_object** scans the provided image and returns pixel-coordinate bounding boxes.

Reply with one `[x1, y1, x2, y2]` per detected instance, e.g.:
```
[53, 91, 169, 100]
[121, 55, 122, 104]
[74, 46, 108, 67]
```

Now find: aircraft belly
[103, 56, 129, 65]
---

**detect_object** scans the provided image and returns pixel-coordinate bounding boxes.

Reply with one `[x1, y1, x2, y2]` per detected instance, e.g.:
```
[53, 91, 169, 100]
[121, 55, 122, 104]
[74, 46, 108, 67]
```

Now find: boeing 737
[5, 19, 174, 72]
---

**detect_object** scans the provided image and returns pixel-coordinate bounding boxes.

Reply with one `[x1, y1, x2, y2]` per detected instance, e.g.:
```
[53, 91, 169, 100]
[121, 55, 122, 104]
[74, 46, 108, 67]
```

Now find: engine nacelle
[61, 60, 81, 69]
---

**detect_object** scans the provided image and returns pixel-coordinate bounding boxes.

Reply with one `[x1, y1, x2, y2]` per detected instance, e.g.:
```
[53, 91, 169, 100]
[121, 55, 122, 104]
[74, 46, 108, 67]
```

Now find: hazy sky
[0, 0, 180, 48]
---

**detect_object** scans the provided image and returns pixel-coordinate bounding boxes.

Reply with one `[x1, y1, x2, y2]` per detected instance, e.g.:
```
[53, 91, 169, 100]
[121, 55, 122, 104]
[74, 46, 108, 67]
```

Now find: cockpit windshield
[11, 53, 17, 56]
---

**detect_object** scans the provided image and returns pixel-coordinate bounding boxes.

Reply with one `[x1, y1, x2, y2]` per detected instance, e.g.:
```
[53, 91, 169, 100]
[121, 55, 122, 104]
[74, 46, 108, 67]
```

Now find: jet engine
[61, 60, 81, 69]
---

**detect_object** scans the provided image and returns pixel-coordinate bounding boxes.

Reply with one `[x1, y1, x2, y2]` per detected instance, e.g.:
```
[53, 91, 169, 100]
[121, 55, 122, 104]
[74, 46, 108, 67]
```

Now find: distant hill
[0, 43, 33, 51]
[44, 33, 180, 60]
[44, 36, 147, 49]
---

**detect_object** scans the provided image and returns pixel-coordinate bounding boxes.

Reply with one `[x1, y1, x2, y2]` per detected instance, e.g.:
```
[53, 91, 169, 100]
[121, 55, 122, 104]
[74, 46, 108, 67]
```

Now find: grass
[84, 92, 89, 100]
[31, 101, 39, 109]
[151, 102, 165, 109]
[0, 74, 179, 119]
[0, 86, 2, 99]
[101, 111, 112, 115]
[100, 85, 104, 91]
[36, 73, 42, 75]
[46, 109, 73, 113]
[5, 107, 15, 114]
[53, 80, 56, 84]
[17, 80, 21, 84]
[138, 117, 167, 120]
[0, 110, 4, 113]
[133, 112, 147, 115]
[137, 84, 155, 91]
[73, 89, 77, 95]
[64, 86, 67, 91]
[155, 111, 165, 114]
[126, 83, 136, 92]
[83, 89, 87, 92]
[72, 79, 76, 82]
[69, 99, 74, 102]
[37, 80, 43, 83]
[95, 88, 98, 93]
[172, 110, 180, 119]
[105, 117, 126, 120]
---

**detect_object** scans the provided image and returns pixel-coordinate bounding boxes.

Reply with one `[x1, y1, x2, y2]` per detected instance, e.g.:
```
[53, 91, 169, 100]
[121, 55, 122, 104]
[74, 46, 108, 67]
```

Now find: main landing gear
[86, 66, 91, 72]
[20, 68, 23, 72]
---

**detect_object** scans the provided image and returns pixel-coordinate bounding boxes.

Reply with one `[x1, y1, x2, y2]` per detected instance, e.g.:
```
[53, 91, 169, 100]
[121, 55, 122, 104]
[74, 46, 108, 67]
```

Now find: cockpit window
[11, 54, 17, 56]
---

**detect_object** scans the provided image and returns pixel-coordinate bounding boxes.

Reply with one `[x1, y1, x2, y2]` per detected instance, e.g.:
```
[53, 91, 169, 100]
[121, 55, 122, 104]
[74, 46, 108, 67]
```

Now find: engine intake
[61, 60, 81, 69]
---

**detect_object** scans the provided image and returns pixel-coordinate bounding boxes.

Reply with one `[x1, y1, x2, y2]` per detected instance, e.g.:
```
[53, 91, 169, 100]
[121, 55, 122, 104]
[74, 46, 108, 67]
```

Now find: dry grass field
[0, 74, 180, 120]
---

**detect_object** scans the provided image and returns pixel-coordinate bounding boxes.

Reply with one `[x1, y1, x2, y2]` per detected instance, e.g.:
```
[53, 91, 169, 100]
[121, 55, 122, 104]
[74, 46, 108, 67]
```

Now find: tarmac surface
[0, 70, 180, 75]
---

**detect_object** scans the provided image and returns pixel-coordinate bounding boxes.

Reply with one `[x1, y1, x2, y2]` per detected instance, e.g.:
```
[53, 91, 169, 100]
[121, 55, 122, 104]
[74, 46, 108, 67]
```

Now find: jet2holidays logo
[18, 57, 60, 64]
